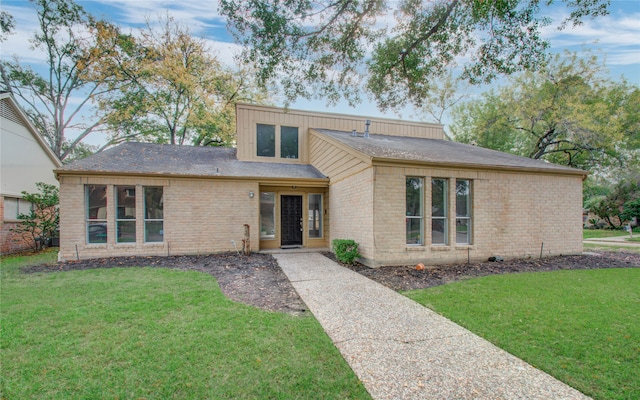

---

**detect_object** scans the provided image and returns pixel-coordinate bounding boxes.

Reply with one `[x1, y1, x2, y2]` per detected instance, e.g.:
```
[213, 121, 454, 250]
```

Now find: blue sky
[1, 0, 639, 143]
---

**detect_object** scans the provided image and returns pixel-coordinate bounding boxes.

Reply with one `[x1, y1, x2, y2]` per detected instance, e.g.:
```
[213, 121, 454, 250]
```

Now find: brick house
[1, 92, 62, 254]
[56, 104, 586, 266]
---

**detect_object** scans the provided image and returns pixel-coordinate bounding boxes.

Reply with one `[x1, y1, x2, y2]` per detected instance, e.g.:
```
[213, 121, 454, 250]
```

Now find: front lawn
[583, 228, 633, 239]
[405, 268, 639, 400]
[1, 251, 369, 399]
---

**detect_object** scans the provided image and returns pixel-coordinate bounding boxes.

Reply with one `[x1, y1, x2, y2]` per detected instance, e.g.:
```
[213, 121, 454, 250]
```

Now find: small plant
[332, 239, 361, 264]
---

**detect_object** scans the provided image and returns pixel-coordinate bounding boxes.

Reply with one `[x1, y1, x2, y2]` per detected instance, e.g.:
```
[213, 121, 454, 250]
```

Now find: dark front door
[281, 195, 303, 246]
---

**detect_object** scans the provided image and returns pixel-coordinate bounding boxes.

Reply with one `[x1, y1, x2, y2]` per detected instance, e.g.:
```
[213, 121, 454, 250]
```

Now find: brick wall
[329, 168, 375, 262]
[370, 166, 583, 267]
[58, 175, 260, 261]
[0, 196, 34, 254]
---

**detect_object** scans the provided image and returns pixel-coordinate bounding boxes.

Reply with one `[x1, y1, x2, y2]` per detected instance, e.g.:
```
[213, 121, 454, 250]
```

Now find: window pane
[431, 179, 447, 217]
[257, 124, 275, 157]
[4, 197, 17, 220]
[260, 192, 276, 239]
[406, 177, 423, 217]
[432, 219, 447, 245]
[456, 219, 471, 244]
[406, 217, 423, 245]
[86, 185, 107, 220]
[406, 177, 423, 245]
[86, 185, 107, 244]
[88, 221, 107, 244]
[281, 126, 299, 159]
[145, 221, 163, 243]
[308, 194, 322, 238]
[456, 180, 470, 217]
[117, 221, 136, 243]
[144, 187, 163, 243]
[144, 187, 163, 219]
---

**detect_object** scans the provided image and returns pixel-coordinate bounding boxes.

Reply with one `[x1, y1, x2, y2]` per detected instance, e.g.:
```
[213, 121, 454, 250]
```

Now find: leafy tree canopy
[450, 52, 639, 171]
[1, 0, 119, 161]
[220, 0, 611, 110]
[93, 15, 268, 147]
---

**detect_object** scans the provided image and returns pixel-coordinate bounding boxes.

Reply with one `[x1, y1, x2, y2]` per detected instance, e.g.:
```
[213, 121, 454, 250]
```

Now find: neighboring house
[56, 103, 586, 266]
[1, 92, 62, 254]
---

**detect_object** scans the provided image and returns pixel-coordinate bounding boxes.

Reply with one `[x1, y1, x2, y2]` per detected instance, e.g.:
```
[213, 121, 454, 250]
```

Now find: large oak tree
[220, 0, 611, 110]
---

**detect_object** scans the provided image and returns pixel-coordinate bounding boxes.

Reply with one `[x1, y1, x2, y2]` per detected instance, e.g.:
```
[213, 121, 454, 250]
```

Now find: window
[406, 177, 424, 245]
[3, 197, 32, 220]
[281, 126, 299, 159]
[456, 179, 472, 244]
[256, 124, 299, 159]
[86, 185, 107, 244]
[116, 186, 136, 243]
[308, 194, 322, 238]
[260, 192, 276, 239]
[431, 179, 448, 245]
[144, 187, 163, 243]
[257, 124, 276, 157]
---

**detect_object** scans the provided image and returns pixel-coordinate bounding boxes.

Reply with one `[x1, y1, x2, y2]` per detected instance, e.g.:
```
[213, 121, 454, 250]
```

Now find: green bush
[332, 239, 361, 264]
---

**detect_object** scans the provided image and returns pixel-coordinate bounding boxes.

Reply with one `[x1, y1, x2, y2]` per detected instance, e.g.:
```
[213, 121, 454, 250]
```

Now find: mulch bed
[23, 250, 640, 315]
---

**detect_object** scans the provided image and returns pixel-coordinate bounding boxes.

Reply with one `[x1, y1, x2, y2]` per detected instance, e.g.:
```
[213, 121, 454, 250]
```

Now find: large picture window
[86, 185, 107, 244]
[280, 126, 299, 159]
[116, 186, 136, 243]
[260, 192, 276, 239]
[257, 124, 276, 157]
[308, 194, 322, 238]
[406, 177, 424, 245]
[456, 180, 472, 244]
[144, 187, 163, 243]
[431, 179, 448, 245]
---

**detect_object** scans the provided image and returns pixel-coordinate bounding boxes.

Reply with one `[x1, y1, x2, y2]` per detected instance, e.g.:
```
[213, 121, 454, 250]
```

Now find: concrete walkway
[584, 235, 639, 248]
[274, 252, 590, 400]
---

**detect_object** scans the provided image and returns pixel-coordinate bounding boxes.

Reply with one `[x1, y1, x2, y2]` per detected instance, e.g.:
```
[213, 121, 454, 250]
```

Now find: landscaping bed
[24, 250, 640, 313]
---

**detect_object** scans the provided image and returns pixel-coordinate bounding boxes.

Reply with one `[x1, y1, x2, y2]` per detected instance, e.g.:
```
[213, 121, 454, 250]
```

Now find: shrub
[332, 239, 361, 265]
[10, 182, 59, 251]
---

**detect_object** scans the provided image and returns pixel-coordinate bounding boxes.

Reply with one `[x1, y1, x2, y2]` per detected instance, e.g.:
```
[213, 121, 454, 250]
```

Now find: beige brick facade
[57, 105, 585, 267]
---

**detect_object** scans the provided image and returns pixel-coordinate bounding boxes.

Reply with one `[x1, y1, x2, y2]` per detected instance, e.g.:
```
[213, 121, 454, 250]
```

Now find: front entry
[281, 195, 303, 247]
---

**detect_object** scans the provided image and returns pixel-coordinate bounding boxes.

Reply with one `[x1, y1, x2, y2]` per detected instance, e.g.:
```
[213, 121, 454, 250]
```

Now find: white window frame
[456, 179, 473, 245]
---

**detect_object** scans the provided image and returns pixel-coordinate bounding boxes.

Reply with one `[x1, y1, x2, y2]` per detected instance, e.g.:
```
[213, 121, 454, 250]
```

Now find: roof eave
[372, 157, 588, 177]
[55, 169, 330, 186]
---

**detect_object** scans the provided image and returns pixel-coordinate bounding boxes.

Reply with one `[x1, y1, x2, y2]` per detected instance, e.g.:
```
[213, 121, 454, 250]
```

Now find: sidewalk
[274, 252, 589, 400]
[584, 235, 639, 248]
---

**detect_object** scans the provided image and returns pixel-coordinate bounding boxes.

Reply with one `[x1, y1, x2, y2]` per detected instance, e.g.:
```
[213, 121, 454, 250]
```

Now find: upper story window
[281, 126, 299, 159]
[256, 124, 299, 159]
[257, 124, 276, 157]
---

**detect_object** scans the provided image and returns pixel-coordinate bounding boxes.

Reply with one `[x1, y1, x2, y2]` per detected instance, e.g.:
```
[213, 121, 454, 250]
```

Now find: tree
[1, 0, 118, 161]
[11, 182, 60, 251]
[220, 0, 611, 109]
[585, 173, 639, 228]
[96, 16, 267, 147]
[0, 11, 14, 41]
[450, 52, 638, 170]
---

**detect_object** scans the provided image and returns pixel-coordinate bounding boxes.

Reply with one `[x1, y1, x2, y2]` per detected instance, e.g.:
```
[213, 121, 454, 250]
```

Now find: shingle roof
[312, 129, 586, 175]
[57, 142, 327, 180]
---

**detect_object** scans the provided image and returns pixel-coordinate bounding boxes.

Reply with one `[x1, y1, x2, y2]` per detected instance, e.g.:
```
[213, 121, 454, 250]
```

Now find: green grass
[1, 251, 370, 399]
[583, 229, 631, 239]
[405, 269, 640, 400]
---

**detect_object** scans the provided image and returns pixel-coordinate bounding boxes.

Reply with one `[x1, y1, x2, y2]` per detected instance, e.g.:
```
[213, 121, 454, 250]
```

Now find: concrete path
[584, 235, 639, 248]
[274, 252, 590, 400]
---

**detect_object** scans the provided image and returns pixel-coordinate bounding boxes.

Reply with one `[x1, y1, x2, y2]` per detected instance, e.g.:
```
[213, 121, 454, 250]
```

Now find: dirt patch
[328, 251, 640, 291]
[24, 253, 308, 315]
[24, 251, 640, 314]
